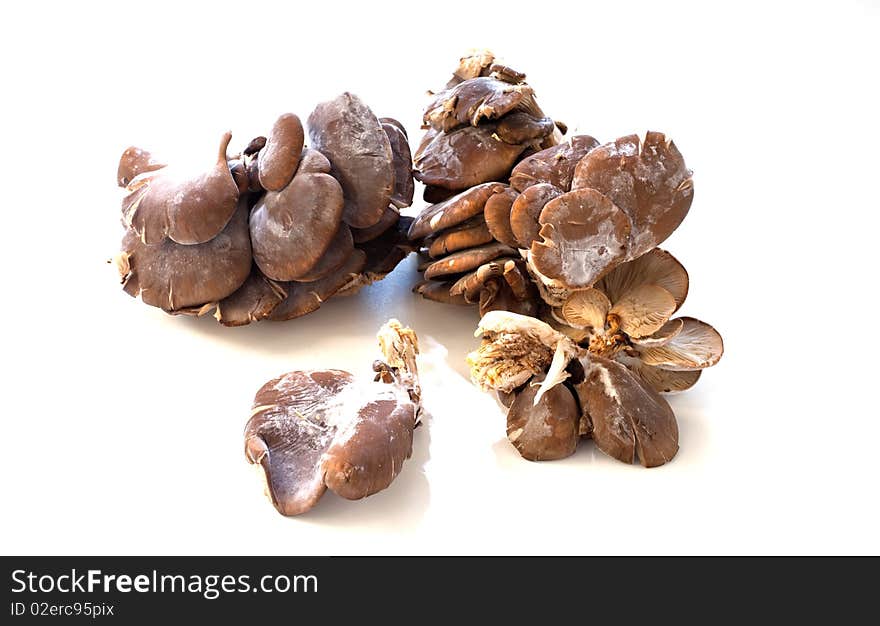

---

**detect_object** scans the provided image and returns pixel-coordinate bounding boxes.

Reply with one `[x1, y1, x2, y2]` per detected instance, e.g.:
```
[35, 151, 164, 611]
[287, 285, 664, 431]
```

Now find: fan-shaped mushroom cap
[506, 374, 580, 461]
[572, 132, 693, 259]
[257, 113, 304, 191]
[449, 258, 513, 301]
[483, 187, 520, 248]
[427, 216, 493, 258]
[269, 250, 367, 321]
[249, 170, 344, 281]
[423, 185, 458, 204]
[596, 248, 689, 312]
[121, 132, 240, 245]
[215, 270, 287, 327]
[414, 280, 471, 305]
[117, 146, 165, 187]
[292, 224, 354, 283]
[494, 112, 555, 146]
[412, 124, 527, 191]
[382, 122, 414, 209]
[575, 355, 678, 467]
[629, 318, 684, 347]
[469, 311, 579, 393]
[530, 188, 632, 289]
[379, 117, 407, 137]
[510, 183, 563, 248]
[308, 92, 394, 229]
[423, 77, 535, 132]
[616, 355, 702, 394]
[118, 198, 251, 311]
[561, 288, 611, 330]
[609, 284, 676, 338]
[447, 49, 496, 86]
[509, 134, 600, 192]
[351, 206, 400, 244]
[423, 242, 517, 280]
[408, 182, 506, 240]
[636, 317, 723, 370]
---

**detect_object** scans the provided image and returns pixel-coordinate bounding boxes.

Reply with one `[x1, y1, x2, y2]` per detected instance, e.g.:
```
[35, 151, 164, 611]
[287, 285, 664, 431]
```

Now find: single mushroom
[423, 242, 517, 280]
[426, 215, 493, 258]
[423, 76, 537, 132]
[249, 165, 344, 281]
[290, 224, 355, 283]
[308, 93, 394, 229]
[571, 132, 694, 260]
[117, 146, 165, 187]
[120, 132, 240, 245]
[351, 206, 401, 244]
[506, 374, 580, 461]
[407, 182, 506, 240]
[244, 320, 422, 515]
[382, 121, 415, 209]
[414, 280, 471, 305]
[574, 355, 679, 468]
[529, 188, 632, 290]
[214, 270, 287, 327]
[483, 187, 521, 248]
[117, 198, 252, 311]
[257, 113, 305, 192]
[268, 250, 367, 321]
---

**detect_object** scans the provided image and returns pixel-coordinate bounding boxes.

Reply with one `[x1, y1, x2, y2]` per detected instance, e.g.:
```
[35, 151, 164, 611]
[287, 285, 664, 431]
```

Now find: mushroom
[571, 132, 694, 260]
[423, 242, 517, 280]
[574, 355, 678, 468]
[245, 320, 422, 515]
[407, 182, 506, 240]
[426, 216, 493, 258]
[249, 163, 345, 281]
[414, 280, 471, 305]
[291, 225, 354, 283]
[509, 183, 563, 249]
[117, 198, 251, 312]
[214, 270, 287, 327]
[268, 250, 367, 321]
[382, 121, 415, 209]
[483, 187, 520, 248]
[121, 132, 240, 245]
[506, 374, 580, 461]
[308, 92, 394, 229]
[117, 146, 165, 187]
[423, 76, 538, 132]
[351, 207, 401, 244]
[257, 113, 304, 192]
[529, 188, 632, 290]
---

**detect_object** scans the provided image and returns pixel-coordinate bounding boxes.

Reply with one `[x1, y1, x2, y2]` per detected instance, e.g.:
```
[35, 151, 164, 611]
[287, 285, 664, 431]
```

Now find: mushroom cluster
[114, 94, 416, 326]
[245, 320, 422, 516]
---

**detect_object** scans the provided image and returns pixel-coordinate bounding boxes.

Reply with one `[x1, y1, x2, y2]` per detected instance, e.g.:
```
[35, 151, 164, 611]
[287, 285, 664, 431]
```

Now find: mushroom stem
[376, 319, 421, 409]
[217, 131, 233, 164]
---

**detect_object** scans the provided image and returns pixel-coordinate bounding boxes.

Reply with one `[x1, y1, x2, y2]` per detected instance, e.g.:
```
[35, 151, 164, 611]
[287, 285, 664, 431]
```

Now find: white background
[1, 0, 878, 555]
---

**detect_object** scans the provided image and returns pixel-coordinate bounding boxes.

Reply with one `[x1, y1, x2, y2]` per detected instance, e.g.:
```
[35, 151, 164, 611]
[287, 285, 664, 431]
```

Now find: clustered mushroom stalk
[406, 52, 723, 466]
[114, 95, 416, 325]
[245, 320, 422, 516]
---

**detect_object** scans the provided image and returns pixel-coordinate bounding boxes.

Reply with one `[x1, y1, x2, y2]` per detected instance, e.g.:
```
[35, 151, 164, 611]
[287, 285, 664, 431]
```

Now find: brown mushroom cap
[575, 355, 678, 467]
[423, 77, 535, 132]
[509, 135, 600, 192]
[379, 117, 407, 137]
[351, 206, 400, 244]
[510, 183, 564, 248]
[121, 132, 240, 245]
[269, 250, 367, 321]
[506, 374, 580, 461]
[423, 242, 517, 280]
[215, 270, 287, 327]
[408, 182, 506, 240]
[308, 92, 394, 229]
[572, 132, 693, 259]
[478, 278, 539, 318]
[291, 224, 354, 283]
[447, 49, 496, 86]
[530, 188, 632, 289]
[296, 147, 332, 174]
[427, 215, 493, 258]
[382, 122, 415, 209]
[257, 113, 304, 192]
[494, 112, 555, 146]
[412, 124, 527, 191]
[117, 146, 165, 187]
[483, 187, 520, 248]
[635, 317, 724, 370]
[423, 185, 458, 204]
[249, 170, 344, 281]
[119, 198, 251, 311]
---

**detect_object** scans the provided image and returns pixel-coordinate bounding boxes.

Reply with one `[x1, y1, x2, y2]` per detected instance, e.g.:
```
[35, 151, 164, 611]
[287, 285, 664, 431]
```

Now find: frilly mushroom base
[114, 96, 415, 325]
[245, 320, 422, 516]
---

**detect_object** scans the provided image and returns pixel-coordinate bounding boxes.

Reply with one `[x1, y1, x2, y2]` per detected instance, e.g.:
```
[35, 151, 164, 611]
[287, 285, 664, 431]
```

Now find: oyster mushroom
[291, 225, 354, 283]
[510, 182, 563, 249]
[257, 113, 304, 192]
[269, 250, 367, 321]
[423, 76, 537, 132]
[308, 92, 394, 229]
[483, 187, 520, 248]
[245, 320, 422, 515]
[407, 182, 506, 240]
[382, 121, 415, 209]
[414, 280, 471, 305]
[571, 132, 694, 260]
[423, 242, 517, 280]
[249, 164, 344, 281]
[509, 135, 600, 193]
[120, 132, 239, 245]
[215, 270, 287, 327]
[117, 198, 251, 312]
[426, 216, 493, 258]
[506, 374, 580, 461]
[529, 188, 632, 290]
[574, 355, 678, 468]
[117, 146, 165, 187]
